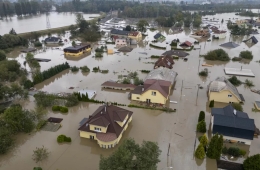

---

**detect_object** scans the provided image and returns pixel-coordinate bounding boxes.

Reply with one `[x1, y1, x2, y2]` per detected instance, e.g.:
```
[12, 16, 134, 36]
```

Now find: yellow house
[131, 79, 171, 104]
[78, 105, 133, 149]
[63, 44, 91, 56]
[128, 31, 142, 39]
[208, 77, 245, 104]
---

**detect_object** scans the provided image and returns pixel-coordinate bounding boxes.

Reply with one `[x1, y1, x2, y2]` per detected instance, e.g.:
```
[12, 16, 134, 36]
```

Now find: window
[228, 94, 232, 97]
[152, 91, 156, 96]
[136, 97, 140, 99]
[94, 127, 101, 131]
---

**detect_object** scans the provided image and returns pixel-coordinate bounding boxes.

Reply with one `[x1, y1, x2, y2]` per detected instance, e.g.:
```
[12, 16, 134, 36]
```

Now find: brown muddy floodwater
[0, 12, 100, 34]
[1, 12, 260, 170]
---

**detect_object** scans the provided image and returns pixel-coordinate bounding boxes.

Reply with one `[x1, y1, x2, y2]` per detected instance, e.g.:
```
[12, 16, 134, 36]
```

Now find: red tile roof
[154, 55, 175, 69]
[78, 105, 133, 142]
[180, 41, 192, 47]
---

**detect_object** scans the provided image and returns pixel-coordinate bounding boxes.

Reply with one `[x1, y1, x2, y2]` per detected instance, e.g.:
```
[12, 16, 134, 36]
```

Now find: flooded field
[1, 12, 260, 170]
[0, 12, 100, 34]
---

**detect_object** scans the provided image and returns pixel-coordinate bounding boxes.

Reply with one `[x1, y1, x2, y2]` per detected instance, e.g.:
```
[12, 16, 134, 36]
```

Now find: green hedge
[52, 105, 68, 113]
[36, 120, 47, 131]
[57, 134, 72, 143]
[141, 70, 150, 73]
[128, 104, 176, 113]
[149, 44, 166, 49]
[33, 167, 42, 170]
[106, 41, 115, 44]
[151, 55, 160, 58]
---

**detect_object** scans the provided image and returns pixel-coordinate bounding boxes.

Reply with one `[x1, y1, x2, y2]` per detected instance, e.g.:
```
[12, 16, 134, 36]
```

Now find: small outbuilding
[179, 41, 192, 47]
[115, 39, 127, 46]
[243, 36, 258, 44]
[220, 42, 239, 49]
[154, 33, 165, 41]
[44, 37, 61, 44]
[118, 46, 133, 52]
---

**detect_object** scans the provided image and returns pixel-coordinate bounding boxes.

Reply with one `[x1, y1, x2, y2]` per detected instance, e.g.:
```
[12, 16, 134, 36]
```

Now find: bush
[100, 70, 109, 73]
[122, 78, 131, 84]
[239, 50, 253, 60]
[232, 57, 242, 61]
[197, 121, 206, 133]
[32, 146, 50, 163]
[34, 42, 42, 47]
[199, 70, 208, 77]
[239, 149, 246, 156]
[232, 103, 243, 111]
[52, 105, 61, 111]
[204, 49, 230, 61]
[80, 66, 90, 73]
[57, 135, 65, 143]
[198, 111, 205, 122]
[60, 107, 68, 113]
[245, 79, 254, 88]
[33, 167, 42, 170]
[228, 147, 240, 157]
[141, 70, 150, 73]
[0, 50, 6, 61]
[209, 100, 214, 108]
[93, 66, 100, 72]
[199, 134, 208, 147]
[23, 79, 34, 89]
[71, 66, 79, 72]
[151, 55, 160, 58]
[243, 154, 260, 170]
[36, 120, 47, 130]
[57, 134, 71, 143]
[228, 76, 242, 86]
[195, 144, 205, 159]
[222, 146, 228, 154]
[95, 52, 103, 58]
[170, 41, 177, 46]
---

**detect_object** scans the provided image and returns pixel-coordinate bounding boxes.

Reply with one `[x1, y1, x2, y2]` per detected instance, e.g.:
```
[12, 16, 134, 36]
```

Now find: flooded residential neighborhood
[1, 1, 260, 170]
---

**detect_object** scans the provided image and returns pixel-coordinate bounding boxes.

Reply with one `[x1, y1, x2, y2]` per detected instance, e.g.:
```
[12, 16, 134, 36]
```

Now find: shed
[243, 36, 258, 44]
[118, 46, 133, 52]
[107, 49, 114, 54]
[180, 41, 192, 47]
[220, 42, 239, 49]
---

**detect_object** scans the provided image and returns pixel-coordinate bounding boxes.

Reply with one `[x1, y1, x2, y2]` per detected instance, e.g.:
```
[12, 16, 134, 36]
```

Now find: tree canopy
[195, 144, 205, 159]
[239, 50, 253, 60]
[206, 134, 223, 159]
[204, 49, 230, 61]
[243, 154, 260, 170]
[137, 19, 149, 32]
[99, 138, 161, 170]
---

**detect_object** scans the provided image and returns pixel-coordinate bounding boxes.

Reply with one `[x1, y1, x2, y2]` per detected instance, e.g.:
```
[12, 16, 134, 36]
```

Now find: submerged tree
[32, 146, 50, 163]
[137, 19, 149, 32]
[100, 138, 161, 170]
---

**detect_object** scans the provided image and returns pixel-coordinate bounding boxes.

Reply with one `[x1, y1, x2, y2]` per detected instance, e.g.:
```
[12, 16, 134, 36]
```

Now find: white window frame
[151, 91, 156, 96]
[94, 127, 101, 132]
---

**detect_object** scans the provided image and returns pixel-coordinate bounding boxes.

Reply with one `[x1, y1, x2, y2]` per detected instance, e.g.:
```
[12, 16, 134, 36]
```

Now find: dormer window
[94, 127, 101, 132]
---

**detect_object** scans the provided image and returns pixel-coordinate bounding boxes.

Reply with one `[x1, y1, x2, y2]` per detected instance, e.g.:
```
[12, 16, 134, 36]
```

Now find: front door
[146, 99, 151, 103]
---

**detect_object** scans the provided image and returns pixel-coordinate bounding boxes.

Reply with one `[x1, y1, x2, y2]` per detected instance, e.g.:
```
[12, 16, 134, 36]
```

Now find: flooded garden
[1, 11, 260, 170]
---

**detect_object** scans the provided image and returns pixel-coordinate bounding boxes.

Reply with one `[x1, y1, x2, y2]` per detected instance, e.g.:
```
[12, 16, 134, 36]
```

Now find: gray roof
[118, 46, 133, 52]
[220, 42, 239, 48]
[111, 29, 130, 36]
[209, 77, 244, 102]
[162, 50, 189, 58]
[154, 33, 165, 39]
[212, 105, 255, 134]
[144, 67, 178, 85]
[243, 36, 258, 44]
[45, 37, 60, 42]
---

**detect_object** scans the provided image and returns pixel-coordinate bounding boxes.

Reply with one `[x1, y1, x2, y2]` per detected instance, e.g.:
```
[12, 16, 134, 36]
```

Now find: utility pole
[46, 13, 51, 29]
[196, 84, 200, 106]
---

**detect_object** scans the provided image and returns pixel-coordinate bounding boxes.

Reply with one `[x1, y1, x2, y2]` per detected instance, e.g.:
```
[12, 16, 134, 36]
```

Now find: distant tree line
[33, 62, 70, 84]
[0, 1, 52, 18]
[0, 29, 28, 51]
